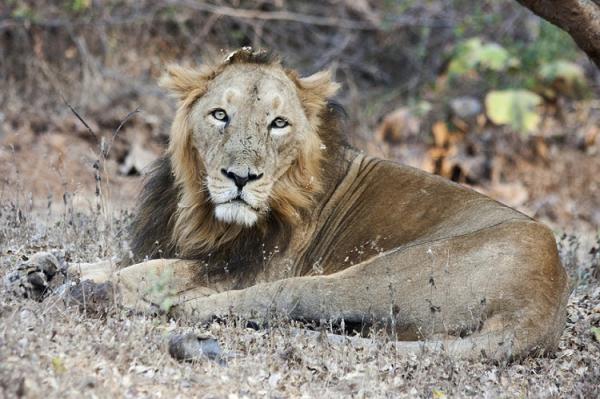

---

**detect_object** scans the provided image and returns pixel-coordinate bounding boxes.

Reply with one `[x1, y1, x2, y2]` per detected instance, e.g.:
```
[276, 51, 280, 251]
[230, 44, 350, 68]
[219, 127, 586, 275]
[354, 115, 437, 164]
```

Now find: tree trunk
[516, 0, 600, 68]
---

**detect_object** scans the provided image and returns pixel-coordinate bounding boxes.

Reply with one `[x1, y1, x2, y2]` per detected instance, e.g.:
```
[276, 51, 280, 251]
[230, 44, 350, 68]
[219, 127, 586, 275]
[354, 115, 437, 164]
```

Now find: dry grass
[1, 208, 599, 398]
[2, 2, 600, 397]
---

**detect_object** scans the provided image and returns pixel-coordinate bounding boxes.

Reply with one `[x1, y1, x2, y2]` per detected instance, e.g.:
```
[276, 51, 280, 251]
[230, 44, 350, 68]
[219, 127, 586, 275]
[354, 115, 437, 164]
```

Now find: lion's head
[159, 49, 340, 255]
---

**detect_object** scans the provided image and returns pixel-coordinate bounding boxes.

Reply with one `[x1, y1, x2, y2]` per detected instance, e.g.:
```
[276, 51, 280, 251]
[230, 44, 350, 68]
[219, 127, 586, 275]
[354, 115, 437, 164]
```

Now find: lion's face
[160, 50, 339, 252]
[189, 65, 314, 226]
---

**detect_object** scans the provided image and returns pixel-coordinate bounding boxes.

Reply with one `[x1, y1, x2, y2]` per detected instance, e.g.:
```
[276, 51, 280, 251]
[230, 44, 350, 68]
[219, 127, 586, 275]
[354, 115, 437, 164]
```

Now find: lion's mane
[129, 50, 345, 264]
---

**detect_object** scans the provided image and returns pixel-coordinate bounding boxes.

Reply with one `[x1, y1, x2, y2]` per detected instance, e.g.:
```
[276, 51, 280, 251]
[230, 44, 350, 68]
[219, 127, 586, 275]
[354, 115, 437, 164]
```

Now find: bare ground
[1, 62, 599, 399]
[0, 209, 599, 398]
[1, 2, 600, 396]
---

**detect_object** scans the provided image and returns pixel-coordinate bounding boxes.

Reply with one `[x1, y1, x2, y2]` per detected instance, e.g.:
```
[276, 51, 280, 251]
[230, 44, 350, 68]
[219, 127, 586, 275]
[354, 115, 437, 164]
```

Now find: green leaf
[52, 357, 67, 374]
[71, 0, 91, 12]
[539, 60, 586, 92]
[11, 4, 33, 19]
[448, 38, 513, 76]
[414, 100, 433, 117]
[448, 38, 483, 76]
[160, 297, 174, 313]
[592, 327, 600, 342]
[478, 43, 511, 71]
[485, 89, 543, 134]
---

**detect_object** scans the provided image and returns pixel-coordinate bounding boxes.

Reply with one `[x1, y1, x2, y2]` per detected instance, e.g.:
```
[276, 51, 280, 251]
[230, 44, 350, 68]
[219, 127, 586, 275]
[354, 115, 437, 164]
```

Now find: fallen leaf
[432, 121, 449, 147]
[51, 357, 66, 374]
[375, 108, 421, 143]
[485, 89, 543, 134]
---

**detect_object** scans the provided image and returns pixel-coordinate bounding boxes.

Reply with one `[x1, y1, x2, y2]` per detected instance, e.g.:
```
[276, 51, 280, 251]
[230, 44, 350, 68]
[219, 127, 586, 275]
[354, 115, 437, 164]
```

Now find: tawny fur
[113, 49, 568, 360]
[10, 49, 569, 361]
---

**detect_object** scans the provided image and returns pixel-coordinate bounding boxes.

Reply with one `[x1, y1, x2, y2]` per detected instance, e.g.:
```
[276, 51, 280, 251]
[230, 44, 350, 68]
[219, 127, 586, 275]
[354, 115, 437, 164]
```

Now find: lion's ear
[159, 64, 213, 101]
[298, 70, 340, 99]
[295, 69, 341, 124]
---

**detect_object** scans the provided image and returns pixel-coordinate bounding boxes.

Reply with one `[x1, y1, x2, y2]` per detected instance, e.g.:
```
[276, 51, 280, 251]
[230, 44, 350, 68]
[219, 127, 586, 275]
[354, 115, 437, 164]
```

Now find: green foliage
[69, 0, 91, 13]
[485, 90, 542, 134]
[413, 100, 433, 117]
[145, 270, 176, 313]
[539, 60, 587, 96]
[11, 2, 34, 20]
[51, 357, 67, 374]
[516, 20, 579, 73]
[444, 18, 587, 136]
[448, 38, 516, 75]
[592, 327, 600, 343]
[539, 61, 584, 84]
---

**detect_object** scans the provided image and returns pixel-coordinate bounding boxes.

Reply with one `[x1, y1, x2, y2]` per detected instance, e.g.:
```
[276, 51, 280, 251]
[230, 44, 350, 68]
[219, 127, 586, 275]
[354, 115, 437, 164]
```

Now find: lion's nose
[221, 169, 263, 189]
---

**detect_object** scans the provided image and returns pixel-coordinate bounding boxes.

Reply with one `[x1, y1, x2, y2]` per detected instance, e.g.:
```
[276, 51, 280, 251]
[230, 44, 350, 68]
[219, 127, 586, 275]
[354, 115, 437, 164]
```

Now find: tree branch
[164, 0, 443, 30]
[516, 0, 600, 68]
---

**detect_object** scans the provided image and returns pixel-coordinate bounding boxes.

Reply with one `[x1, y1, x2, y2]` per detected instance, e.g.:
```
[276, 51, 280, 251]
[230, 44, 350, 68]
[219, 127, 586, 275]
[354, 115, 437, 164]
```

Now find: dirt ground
[1, 66, 600, 399]
[1, 116, 600, 397]
[0, 210, 599, 398]
[2, 73, 600, 399]
[2, 1, 600, 397]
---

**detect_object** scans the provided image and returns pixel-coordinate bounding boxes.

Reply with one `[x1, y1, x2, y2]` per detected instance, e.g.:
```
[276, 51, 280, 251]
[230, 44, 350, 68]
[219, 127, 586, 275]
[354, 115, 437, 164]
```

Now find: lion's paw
[4, 252, 64, 301]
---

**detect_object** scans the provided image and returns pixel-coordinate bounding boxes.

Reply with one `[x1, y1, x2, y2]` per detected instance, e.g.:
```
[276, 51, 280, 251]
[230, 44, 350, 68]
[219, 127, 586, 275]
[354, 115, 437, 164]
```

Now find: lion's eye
[270, 117, 289, 129]
[211, 109, 228, 122]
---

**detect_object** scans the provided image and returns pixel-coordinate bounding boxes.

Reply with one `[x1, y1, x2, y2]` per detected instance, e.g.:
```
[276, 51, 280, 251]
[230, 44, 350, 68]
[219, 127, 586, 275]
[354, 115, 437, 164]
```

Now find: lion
[6, 48, 569, 360]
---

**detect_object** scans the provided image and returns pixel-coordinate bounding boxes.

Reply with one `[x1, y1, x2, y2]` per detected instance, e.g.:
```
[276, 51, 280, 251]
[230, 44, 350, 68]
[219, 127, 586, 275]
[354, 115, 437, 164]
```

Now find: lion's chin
[214, 202, 259, 227]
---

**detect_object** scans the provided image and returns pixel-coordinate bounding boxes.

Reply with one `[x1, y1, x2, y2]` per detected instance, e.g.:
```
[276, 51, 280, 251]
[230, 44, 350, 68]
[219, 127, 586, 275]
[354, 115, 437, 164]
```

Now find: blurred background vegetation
[0, 0, 599, 234]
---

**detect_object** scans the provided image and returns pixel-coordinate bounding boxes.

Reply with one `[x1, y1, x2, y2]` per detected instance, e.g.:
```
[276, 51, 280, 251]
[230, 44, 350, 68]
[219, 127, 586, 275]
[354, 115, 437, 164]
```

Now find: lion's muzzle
[220, 168, 264, 189]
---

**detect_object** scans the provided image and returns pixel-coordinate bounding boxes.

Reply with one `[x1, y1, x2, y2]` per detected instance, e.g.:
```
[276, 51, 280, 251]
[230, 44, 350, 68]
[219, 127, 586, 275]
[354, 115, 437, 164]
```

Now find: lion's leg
[68, 259, 115, 282]
[170, 220, 568, 360]
[65, 259, 217, 313]
[97, 259, 218, 313]
[4, 253, 217, 314]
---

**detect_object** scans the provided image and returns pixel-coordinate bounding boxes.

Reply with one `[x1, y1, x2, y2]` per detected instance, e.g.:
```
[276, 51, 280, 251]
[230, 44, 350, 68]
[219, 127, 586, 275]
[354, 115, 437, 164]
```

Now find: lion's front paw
[4, 252, 63, 301]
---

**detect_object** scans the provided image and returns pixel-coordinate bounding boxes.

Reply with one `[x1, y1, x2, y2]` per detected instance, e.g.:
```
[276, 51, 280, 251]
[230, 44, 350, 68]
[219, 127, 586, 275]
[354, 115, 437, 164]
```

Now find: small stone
[19, 309, 36, 326]
[268, 373, 281, 388]
[245, 320, 260, 331]
[450, 96, 482, 120]
[168, 332, 223, 363]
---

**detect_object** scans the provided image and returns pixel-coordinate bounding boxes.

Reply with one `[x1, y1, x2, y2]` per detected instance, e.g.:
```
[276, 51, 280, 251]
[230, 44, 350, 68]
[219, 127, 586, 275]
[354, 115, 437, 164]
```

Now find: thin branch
[168, 0, 375, 30]
[167, 0, 444, 30]
[114, 107, 140, 139]
[0, 7, 162, 31]
[105, 107, 140, 158]
[0, 2, 447, 33]
[60, 94, 97, 140]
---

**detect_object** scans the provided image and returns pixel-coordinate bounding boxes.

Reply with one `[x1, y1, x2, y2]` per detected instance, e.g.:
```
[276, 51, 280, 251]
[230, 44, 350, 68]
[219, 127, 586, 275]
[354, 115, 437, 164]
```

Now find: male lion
[7, 48, 568, 360]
